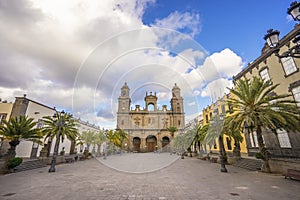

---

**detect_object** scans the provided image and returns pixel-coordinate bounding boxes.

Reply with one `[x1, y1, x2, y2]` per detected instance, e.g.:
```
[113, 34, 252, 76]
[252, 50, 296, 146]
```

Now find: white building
[0, 95, 101, 158]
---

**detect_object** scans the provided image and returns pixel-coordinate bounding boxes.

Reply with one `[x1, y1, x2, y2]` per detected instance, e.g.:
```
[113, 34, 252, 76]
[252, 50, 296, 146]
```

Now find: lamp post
[211, 112, 227, 173]
[103, 129, 108, 159]
[103, 141, 107, 159]
[49, 110, 66, 173]
[264, 1, 300, 58]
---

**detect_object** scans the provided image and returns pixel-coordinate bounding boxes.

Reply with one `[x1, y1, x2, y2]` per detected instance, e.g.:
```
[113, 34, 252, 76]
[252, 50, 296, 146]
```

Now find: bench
[284, 169, 300, 180]
[79, 155, 85, 161]
[210, 157, 218, 163]
[65, 157, 74, 163]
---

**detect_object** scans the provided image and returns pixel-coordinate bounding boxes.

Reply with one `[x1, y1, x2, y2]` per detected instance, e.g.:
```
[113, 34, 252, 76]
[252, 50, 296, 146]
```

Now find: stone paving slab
[0, 155, 299, 200]
[98, 152, 179, 173]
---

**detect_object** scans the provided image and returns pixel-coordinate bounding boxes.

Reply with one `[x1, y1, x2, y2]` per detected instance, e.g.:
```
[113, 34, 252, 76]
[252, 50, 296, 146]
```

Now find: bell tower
[170, 83, 184, 113]
[170, 83, 185, 129]
[118, 82, 131, 112]
[144, 92, 158, 111]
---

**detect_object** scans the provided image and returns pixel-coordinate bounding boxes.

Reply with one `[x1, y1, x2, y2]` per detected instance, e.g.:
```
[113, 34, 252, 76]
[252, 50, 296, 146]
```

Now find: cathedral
[116, 83, 185, 152]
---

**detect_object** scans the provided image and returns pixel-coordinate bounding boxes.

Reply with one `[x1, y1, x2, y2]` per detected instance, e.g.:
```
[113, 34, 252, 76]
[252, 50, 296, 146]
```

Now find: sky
[0, 0, 296, 129]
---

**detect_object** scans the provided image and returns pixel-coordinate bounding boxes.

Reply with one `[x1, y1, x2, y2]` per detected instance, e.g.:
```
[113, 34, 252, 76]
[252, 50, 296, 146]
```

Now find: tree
[197, 124, 209, 154]
[115, 129, 128, 149]
[106, 130, 119, 147]
[223, 121, 243, 157]
[81, 130, 96, 152]
[94, 131, 107, 156]
[0, 115, 42, 160]
[42, 111, 78, 172]
[106, 129, 128, 149]
[186, 124, 201, 156]
[167, 126, 178, 138]
[226, 77, 300, 172]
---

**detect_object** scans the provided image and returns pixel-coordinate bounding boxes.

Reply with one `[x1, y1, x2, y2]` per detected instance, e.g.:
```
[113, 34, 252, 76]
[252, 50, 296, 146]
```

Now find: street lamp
[103, 129, 108, 159]
[264, 1, 300, 58]
[49, 110, 68, 173]
[211, 112, 227, 173]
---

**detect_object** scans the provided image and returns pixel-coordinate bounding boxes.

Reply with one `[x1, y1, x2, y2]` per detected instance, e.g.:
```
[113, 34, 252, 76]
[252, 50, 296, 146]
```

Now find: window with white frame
[281, 57, 297, 76]
[36, 119, 44, 128]
[249, 131, 259, 147]
[0, 113, 7, 124]
[277, 129, 292, 148]
[259, 68, 270, 81]
[292, 85, 300, 107]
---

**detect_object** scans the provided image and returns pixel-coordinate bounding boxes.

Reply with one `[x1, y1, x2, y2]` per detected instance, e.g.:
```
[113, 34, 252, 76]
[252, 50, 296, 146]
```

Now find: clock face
[122, 91, 126, 96]
[122, 107, 125, 110]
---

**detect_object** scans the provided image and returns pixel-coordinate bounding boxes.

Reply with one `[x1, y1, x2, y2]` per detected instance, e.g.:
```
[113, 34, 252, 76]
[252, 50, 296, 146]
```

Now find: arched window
[148, 103, 154, 111]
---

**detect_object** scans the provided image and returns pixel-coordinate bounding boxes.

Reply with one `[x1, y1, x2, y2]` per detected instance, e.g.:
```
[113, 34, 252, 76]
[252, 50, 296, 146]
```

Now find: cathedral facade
[116, 83, 185, 152]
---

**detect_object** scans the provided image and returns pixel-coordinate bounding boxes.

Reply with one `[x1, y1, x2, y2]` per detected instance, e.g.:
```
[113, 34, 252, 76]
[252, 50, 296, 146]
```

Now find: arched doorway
[146, 135, 157, 152]
[133, 137, 141, 152]
[162, 136, 170, 148]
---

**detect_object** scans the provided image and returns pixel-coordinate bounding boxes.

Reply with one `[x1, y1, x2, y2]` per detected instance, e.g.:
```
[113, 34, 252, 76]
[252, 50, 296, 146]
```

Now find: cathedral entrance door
[146, 135, 157, 152]
[148, 142, 155, 152]
[133, 137, 141, 152]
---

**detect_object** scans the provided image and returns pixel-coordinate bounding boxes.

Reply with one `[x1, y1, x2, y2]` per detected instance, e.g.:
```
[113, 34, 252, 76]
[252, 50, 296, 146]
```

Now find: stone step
[233, 158, 262, 171]
[14, 159, 47, 172]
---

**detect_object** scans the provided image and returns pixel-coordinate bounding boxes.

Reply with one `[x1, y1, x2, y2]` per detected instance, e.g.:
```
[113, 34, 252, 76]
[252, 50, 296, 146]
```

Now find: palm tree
[186, 124, 200, 156]
[81, 130, 96, 152]
[197, 124, 209, 154]
[223, 121, 243, 157]
[226, 77, 300, 172]
[0, 115, 42, 160]
[115, 129, 128, 149]
[42, 111, 78, 172]
[167, 126, 178, 138]
[106, 130, 119, 146]
[94, 131, 106, 156]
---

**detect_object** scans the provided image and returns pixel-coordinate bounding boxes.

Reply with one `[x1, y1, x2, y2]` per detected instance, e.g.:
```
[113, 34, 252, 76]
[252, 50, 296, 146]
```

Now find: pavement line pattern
[96, 152, 180, 174]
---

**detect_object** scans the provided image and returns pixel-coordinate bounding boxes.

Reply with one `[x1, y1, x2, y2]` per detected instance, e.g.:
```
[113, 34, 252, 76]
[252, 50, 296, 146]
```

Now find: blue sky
[0, 0, 297, 129]
[143, 0, 294, 64]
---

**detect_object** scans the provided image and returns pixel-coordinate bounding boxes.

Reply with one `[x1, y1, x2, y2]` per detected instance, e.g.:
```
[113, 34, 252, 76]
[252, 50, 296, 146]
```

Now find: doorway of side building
[133, 137, 141, 152]
[162, 136, 170, 152]
[146, 135, 157, 152]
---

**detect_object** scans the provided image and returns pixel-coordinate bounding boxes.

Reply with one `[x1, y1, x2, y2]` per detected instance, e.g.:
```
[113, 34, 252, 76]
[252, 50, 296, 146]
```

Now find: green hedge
[7, 157, 23, 169]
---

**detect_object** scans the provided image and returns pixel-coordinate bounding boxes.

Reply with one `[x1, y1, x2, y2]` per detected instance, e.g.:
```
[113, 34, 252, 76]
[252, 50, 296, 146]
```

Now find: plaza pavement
[0, 153, 299, 200]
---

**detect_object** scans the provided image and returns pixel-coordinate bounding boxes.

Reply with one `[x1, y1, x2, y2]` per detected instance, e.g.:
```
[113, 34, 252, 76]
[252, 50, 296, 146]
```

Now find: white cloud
[201, 78, 234, 102]
[197, 48, 244, 83]
[0, 1, 244, 128]
[286, 14, 293, 23]
[153, 11, 201, 37]
[188, 101, 196, 106]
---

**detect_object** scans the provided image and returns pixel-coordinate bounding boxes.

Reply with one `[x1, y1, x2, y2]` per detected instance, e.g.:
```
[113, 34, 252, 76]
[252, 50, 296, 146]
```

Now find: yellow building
[202, 94, 247, 156]
[0, 100, 14, 156]
[0, 100, 13, 124]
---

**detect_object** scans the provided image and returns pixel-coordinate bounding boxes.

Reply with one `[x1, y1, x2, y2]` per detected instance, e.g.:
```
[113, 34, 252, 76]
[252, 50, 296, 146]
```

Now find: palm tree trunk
[3, 141, 19, 172]
[6, 140, 20, 159]
[257, 125, 271, 173]
[49, 134, 61, 172]
[69, 139, 75, 155]
[233, 138, 241, 157]
[219, 135, 227, 163]
[97, 144, 101, 157]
